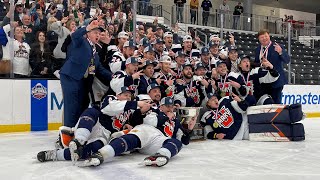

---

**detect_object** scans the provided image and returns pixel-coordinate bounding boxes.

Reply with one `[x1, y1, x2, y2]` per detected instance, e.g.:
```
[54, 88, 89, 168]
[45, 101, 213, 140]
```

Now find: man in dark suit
[59, 20, 113, 128]
[254, 29, 290, 104]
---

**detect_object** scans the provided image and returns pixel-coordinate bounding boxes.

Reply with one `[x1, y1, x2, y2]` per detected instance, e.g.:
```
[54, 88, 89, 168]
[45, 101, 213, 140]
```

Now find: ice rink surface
[0, 118, 319, 180]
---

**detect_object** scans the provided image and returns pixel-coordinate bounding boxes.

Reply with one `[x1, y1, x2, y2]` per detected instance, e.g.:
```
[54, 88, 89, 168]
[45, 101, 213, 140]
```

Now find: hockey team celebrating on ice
[22, 1, 305, 168]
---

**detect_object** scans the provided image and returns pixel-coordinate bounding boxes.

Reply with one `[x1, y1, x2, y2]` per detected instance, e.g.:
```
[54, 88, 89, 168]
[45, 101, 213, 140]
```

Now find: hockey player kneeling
[201, 93, 305, 141]
[201, 93, 256, 140]
[81, 97, 195, 167]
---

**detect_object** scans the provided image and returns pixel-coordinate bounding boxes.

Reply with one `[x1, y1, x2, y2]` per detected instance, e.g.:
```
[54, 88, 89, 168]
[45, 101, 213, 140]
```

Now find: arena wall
[0, 80, 319, 133]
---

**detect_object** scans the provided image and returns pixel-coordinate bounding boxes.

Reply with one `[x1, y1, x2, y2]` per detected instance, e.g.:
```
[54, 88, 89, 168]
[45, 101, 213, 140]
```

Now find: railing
[194, 28, 208, 46]
[170, 5, 282, 34]
[284, 69, 296, 85]
[137, 1, 163, 17]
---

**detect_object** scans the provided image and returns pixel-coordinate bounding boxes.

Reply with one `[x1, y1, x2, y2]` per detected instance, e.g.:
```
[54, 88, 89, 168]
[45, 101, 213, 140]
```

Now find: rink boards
[0, 79, 319, 133]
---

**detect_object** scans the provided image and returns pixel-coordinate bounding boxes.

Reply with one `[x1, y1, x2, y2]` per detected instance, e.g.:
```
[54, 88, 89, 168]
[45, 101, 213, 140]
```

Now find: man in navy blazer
[59, 20, 113, 128]
[254, 29, 290, 104]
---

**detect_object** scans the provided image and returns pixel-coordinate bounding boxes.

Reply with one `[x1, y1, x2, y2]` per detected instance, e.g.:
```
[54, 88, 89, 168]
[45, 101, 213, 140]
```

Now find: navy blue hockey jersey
[200, 95, 256, 140]
[99, 95, 139, 133]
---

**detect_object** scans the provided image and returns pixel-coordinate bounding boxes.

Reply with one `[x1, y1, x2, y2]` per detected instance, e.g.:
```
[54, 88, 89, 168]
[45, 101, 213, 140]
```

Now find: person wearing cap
[147, 83, 162, 105]
[152, 38, 165, 61]
[142, 45, 156, 62]
[194, 62, 207, 78]
[14, 1, 24, 22]
[135, 37, 150, 58]
[109, 40, 136, 73]
[213, 60, 247, 99]
[155, 26, 164, 38]
[81, 96, 194, 167]
[182, 35, 193, 57]
[153, 55, 175, 98]
[163, 32, 175, 57]
[172, 51, 186, 78]
[175, 63, 211, 107]
[225, 46, 240, 73]
[238, 55, 279, 105]
[210, 35, 221, 45]
[200, 91, 256, 140]
[59, 20, 113, 128]
[138, 60, 157, 94]
[110, 57, 142, 96]
[198, 47, 214, 76]
[117, 31, 129, 51]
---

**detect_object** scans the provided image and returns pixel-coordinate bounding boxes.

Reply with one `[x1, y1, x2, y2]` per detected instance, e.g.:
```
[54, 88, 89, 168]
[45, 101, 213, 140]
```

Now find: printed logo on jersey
[186, 86, 200, 104]
[246, 80, 254, 95]
[218, 82, 231, 97]
[112, 110, 132, 131]
[163, 120, 175, 137]
[14, 44, 29, 59]
[166, 86, 174, 97]
[31, 83, 47, 100]
[216, 105, 234, 128]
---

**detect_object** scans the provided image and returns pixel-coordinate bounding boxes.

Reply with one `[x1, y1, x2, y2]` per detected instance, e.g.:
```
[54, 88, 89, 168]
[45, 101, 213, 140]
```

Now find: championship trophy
[177, 107, 204, 140]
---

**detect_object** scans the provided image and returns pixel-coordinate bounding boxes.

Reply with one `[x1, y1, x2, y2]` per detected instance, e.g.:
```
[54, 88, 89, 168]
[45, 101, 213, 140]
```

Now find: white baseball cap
[118, 31, 129, 39]
[183, 35, 193, 42]
[164, 32, 173, 38]
[159, 55, 172, 63]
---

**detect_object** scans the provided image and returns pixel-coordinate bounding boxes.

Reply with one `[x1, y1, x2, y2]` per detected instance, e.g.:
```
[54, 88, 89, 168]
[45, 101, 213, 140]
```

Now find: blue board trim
[31, 80, 48, 131]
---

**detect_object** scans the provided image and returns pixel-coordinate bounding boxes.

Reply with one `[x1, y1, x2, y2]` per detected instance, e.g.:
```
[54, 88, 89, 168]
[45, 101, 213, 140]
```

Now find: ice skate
[37, 150, 57, 162]
[78, 152, 104, 167]
[143, 153, 169, 167]
[69, 139, 83, 165]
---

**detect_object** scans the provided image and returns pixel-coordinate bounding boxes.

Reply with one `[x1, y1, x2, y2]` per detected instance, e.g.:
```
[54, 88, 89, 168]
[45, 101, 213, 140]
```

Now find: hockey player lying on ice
[37, 97, 195, 167]
[201, 93, 305, 141]
[37, 86, 152, 163]
[79, 97, 196, 167]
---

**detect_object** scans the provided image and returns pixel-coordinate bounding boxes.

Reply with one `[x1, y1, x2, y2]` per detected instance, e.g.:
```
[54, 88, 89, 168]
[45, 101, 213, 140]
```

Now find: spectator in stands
[14, 1, 24, 22]
[30, 31, 53, 78]
[32, 4, 48, 33]
[155, 26, 164, 38]
[50, 17, 76, 74]
[46, 3, 63, 21]
[2, 22, 31, 78]
[20, 14, 35, 44]
[1, 2, 22, 26]
[141, 0, 151, 15]
[46, 17, 59, 52]
[219, 0, 230, 27]
[138, 25, 146, 39]
[232, 2, 243, 29]
[79, 2, 90, 19]
[254, 29, 290, 104]
[174, 0, 186, 23]
[201, 0, 212, 26]
[189, 0, 199, 24]
[104, 11, 114, 24]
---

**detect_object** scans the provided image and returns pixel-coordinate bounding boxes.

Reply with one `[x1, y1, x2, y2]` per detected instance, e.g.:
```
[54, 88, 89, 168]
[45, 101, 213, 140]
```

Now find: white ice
[1, 118, 319, 180]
